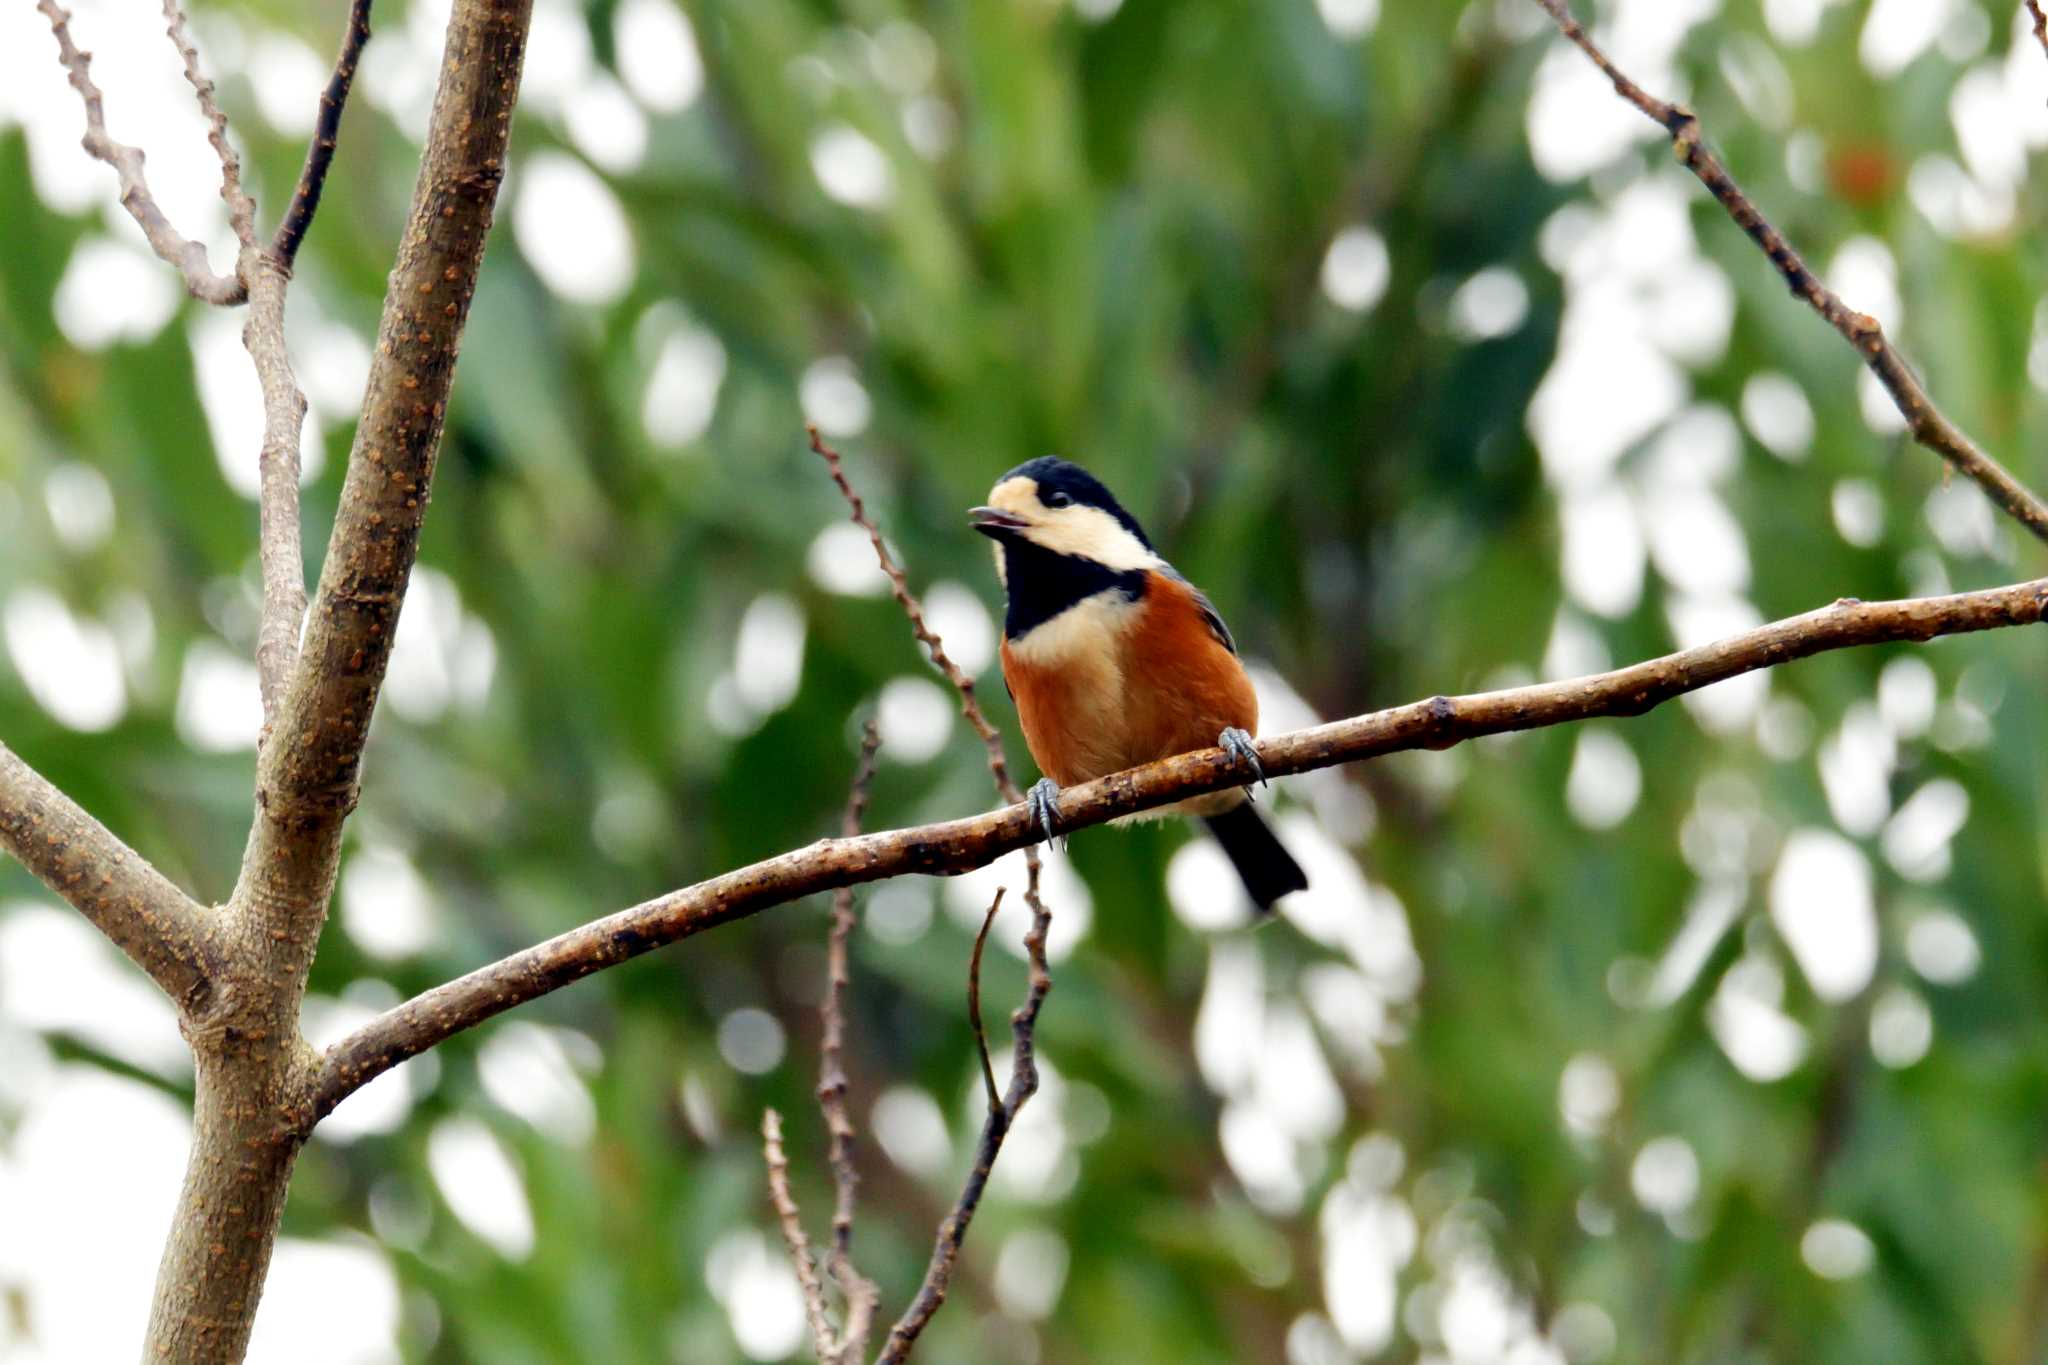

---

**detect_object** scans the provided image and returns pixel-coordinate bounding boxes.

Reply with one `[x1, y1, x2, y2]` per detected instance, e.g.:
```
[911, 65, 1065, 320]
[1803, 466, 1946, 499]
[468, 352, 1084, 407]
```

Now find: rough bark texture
[138, 0, 532, 1357]
[309, 575, 2048, 1120]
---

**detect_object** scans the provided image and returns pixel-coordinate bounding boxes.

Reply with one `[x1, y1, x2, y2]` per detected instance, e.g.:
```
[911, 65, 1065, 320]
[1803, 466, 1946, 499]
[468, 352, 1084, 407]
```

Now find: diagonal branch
[272, 0, 375, 270]
[245, 258, 310, 726]
[762, 1109, 838, 1359]
[35, 0, 246, 305]
[0, 740, 219, 1014]
[1534, 0, 2048, 549]
[158, 0, 257, 249]
[305, 574, 2048, 1124]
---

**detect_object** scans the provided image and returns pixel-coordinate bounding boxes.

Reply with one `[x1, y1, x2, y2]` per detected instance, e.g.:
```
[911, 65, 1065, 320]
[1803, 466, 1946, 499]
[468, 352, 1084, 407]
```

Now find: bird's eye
[1043, 489, 1073, 509]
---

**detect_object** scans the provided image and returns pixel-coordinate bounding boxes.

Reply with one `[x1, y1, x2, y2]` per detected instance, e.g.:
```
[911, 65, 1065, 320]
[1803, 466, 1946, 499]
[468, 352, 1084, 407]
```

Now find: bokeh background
[3, 0, 2048, 1360]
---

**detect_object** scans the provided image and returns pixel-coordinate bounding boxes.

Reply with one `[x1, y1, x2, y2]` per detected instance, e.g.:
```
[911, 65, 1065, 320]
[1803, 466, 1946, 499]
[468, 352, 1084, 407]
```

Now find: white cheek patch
[984, 476, 1159, 573]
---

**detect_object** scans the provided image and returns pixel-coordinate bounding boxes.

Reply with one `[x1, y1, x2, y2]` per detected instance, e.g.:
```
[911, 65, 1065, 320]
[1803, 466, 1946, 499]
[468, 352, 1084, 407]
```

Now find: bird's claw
[1026, 778, 1062, 846]
[1218, 727, 1266, 790]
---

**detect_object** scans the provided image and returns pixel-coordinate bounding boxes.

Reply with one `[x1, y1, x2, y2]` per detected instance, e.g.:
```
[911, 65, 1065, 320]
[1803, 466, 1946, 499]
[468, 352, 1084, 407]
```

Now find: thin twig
[2028, 0, 2048, 66]
[968, 888, 1006, 1115]
[808, 426, 1060, 1360]
[762, 1109, 837, 1357]
[818, 720, 883, 1362]
[35, 0, 246, 305]
[273, 0, 374, 269]
[1533, 0, 2048, 549]
[159, 0, 256, 249]
[244, 258, 310, 724]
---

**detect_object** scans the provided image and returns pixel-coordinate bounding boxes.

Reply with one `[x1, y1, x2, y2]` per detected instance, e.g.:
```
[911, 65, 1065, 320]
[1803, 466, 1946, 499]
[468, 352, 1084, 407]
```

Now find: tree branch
[272, 0, 374, 270]
[245, 256, 310, 726]
[2029, 0, 2048, 65]
[0, 740, 218, 1015]
[35, 0, 247, 305]
[762, 1109, 838, 1360]
[232, 0, 531, 942]
[1534, 0, 2048, 549]
[158, 0, 256, 250]
[307, 575, 2048, 1122]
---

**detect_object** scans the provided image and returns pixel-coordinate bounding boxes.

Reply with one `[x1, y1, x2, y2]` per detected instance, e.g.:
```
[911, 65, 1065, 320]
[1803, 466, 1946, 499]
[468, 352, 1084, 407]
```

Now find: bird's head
[969, 458, 1156, 588]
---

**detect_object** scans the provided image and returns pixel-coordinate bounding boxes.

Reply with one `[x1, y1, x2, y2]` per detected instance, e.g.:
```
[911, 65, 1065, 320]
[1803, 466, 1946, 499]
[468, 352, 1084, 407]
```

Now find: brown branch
[817, 721, 882, 1363]
[159, 0, 256, 249]
[762, 1109, 838, 1359]
[967, 888, 1005, 1115]
[272, 0, 374, 270]
[245, 257, 310, 725]
[2029, 0, 2048, 66]
[35, 0, 246, 305]
[307, 575, 2048, 1120]
[1534, 0, 2048, 549]
[0, 740, 219, 1016]
[808, 427, 1058, 1359]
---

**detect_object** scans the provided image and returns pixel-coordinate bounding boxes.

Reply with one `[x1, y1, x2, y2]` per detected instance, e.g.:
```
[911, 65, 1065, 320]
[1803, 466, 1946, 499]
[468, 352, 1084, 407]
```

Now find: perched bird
[970, 457, 1308, 912]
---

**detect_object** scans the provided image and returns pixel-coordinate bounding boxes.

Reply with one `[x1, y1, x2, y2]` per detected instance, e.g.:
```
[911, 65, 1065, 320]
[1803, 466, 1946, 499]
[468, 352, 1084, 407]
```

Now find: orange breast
[1000, 573, 1256, 789]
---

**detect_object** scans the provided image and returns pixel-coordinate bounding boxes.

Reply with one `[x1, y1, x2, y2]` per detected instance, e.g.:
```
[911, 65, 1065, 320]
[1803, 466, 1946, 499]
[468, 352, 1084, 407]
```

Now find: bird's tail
[1203, 803, 1308, 913]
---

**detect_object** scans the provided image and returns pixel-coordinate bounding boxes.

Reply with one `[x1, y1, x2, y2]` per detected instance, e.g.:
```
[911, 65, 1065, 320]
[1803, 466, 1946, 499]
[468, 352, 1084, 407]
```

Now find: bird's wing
[1159, 564, 1237, 655]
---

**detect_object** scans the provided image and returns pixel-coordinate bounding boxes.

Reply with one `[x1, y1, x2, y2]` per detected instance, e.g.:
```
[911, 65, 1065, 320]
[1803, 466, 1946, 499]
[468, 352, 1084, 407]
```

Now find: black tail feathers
[1203, 803, 1308, 913]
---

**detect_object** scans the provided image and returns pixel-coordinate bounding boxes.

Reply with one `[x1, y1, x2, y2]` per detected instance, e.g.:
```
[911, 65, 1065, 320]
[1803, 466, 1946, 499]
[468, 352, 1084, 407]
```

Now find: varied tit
[970, 457, 1308, 913]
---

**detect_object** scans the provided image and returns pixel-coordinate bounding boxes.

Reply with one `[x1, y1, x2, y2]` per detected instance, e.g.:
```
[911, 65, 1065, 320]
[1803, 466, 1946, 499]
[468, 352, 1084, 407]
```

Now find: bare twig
[35, 0, 246, 305]
[159, 0, 256, 249]
[0, 740, 219, 1015]
[967, 888, 1006, 1116]
[244, 258, 310, 724]
[817, 721, 882, 1362]
[808, 427, 1059, 1359]
[273, 0, 374, 269]
[1534, 0, 2048, 549]
[309, 575, 2048, 1113]
[763, 1109, 837, 1356]
[2029, 0, 2048, 66]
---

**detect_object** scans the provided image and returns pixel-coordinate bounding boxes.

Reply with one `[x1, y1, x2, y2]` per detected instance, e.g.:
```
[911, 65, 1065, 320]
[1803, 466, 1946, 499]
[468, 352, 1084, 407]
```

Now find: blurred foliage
[4, 0, 2048, 1361]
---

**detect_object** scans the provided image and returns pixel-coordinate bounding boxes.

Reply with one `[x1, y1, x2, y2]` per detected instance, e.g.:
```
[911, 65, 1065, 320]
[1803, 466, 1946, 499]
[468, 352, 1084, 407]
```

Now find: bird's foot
[1026, 778, 1063, 846]
[1218, 727, 1266, 790]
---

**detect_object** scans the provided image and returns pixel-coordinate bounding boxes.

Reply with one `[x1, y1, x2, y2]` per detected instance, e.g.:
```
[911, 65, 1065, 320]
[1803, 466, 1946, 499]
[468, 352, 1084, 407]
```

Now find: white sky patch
[716, 1007, 787, 1075]
[1319, 225, 1391, 313]
[174, 639, 262, 752]
[53, 236, 179, 351]
[1565, 729, 1641, 830]
[1647, 880, 1745, 1005]
[872, 22, 939, 94]
[1645, 484, 1749, 598]
[297, 319, 373, 416]
[1558, 485, 1645, 619]
[1802, 1218, 1876, 1279]
[705, 1230, 807, 1361]
[1196, 937, 1265, 1097]
[1763, 0, 1846, 46]
[1168, 838, 1257, 932]
[247, 32, 326, 135]
[875, 674, 953, 763]
[1877, 656, 1937, 740]
[385, 566, 496, 722]
[43, 461, 114, 552]
[1770, 829, 1878, 1002]
[641, 317, 727, 449]
[614, 0, 704, 113]
[1882, 778, 1968, 882]
[1221, 1099, 1306, 1214]
[0, 1067, 193, 1358]
[1860, 0, 1953, 79]
[1818, 702, 1895, 836]
[1319, 1174, 1415, 1354]
[1447, 266, 1529, 341]
[519, 0, 595, 116]
[1870, 984, 1933, 1068]
[811, 124, 895, 208]
[1302, 962, 1388, 1079]
[1741, 372, 1815, 461]
[994, 1228, 1070, 1321]
[1906, 909, 1980, 985]
[1314, 0, 1378, 41]
[1911, 153, 2014, 240]
[1276, 814, 1422, 1001]
[1708, 955, 1808, 1082]
[565, 74, 650, 174]
[732, 593, 805, 716]
[921, 580, 996, 676]
[1542, 608, 1611, 681]
[247, 1237, 403, 1363]
[340, 845, 439, 960]
[1256, 1004, 1345, 1143]
[872, 1085, 951, 1178]
[942, 845, 1093, 961]
[863, 880, 933, 945]
[806, 521, 892, 596]
[1925, 480, 2003, 560]
[799, 355, 873, 437]
[1631, 1134, 1700, 1215]
[902, 96, 959, 160]
[1829, 235, 1902, 333]
[5, 587, 127, 731]
[0, 904, 188, 1077]
[514, 152, 635, 304]
[480, 1022, 598, 1144]
[1559, 1053, 1620, 1138]
[1830, 477, 1886, 547]
[428, 1118, 534, 1259]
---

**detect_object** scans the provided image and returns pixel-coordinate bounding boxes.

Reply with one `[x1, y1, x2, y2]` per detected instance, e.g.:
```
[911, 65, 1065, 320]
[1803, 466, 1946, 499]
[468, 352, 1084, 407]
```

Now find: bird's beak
[968, 506, 1030, 539]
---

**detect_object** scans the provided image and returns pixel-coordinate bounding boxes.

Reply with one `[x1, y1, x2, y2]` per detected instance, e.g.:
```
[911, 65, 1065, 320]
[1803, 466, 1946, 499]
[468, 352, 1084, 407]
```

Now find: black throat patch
[1000, 539, 1148, 639]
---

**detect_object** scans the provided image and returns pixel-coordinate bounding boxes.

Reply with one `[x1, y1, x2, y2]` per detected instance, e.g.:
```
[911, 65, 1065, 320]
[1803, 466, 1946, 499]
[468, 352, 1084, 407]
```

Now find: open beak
[968, 506, 1030, 539]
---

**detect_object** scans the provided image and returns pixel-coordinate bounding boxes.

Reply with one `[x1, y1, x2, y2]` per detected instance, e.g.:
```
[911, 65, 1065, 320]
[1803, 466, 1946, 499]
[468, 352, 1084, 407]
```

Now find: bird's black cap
[998, 456, 1153, 549]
